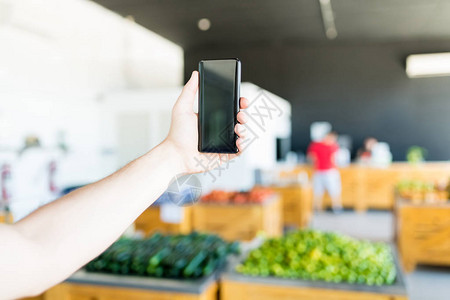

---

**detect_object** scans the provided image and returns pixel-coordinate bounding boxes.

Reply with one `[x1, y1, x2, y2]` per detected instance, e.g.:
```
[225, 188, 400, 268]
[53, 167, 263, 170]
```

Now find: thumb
[175, 71, 198, 111]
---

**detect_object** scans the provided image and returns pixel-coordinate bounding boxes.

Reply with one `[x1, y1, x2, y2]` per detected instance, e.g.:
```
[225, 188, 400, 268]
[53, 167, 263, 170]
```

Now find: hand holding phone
[164, 67, 248, 175]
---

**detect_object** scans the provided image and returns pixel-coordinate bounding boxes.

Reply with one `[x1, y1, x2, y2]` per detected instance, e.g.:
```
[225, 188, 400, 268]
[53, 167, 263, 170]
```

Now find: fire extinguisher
[48, 160, 58, 194]
[1, 163, 11, 203]
[1, 163, 13, 223]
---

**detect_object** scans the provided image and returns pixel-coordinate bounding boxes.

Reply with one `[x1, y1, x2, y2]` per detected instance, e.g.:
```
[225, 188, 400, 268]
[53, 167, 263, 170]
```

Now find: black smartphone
[198, 59, 241, 153]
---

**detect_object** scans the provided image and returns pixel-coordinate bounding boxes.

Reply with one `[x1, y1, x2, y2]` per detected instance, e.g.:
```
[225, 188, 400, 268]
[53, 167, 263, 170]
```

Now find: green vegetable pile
[397, 180, 435, 193]
[236, 230, 396, 286]
[406, 146, 427, 164]
[86, 232, 239, 279]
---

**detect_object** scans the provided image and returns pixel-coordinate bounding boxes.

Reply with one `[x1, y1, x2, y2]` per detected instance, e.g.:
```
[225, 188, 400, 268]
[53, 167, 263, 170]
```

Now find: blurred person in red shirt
[307, 131, 342, 212]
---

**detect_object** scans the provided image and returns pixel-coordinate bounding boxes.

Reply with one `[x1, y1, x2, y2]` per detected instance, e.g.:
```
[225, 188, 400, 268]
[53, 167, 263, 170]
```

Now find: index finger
[239, 97, 249, 110]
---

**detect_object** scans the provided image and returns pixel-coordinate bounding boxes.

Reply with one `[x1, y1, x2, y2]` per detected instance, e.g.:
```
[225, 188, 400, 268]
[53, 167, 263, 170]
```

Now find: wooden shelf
[395, 198, 450, 272]
[221, 249, 408, 300]
[271, 185, 313, 228]
[192, 196, 282, 241]
[41, 270, 218, 300]
[134, 206, 193, 236]
[286, 163, 450, 211]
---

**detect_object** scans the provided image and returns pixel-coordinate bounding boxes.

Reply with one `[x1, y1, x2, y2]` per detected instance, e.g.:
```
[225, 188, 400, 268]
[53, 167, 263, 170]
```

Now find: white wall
[0, 0, 183, 92]
[99, 88, 180, 167]
[0, 0, 183, 219]
[0, 0, 183, 153]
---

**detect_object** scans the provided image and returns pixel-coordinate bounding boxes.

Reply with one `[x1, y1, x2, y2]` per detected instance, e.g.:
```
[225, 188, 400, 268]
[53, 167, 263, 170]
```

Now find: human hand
[164, 71, 249, 174]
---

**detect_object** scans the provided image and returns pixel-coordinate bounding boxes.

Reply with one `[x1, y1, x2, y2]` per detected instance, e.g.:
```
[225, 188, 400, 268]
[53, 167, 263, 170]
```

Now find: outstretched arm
[0, 71, 249, 299]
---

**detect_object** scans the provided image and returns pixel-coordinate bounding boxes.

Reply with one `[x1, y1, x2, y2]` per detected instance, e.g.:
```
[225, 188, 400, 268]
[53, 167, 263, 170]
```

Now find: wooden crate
[366, 164, 450, 211]
[221, 280, 407, 300]
[134, 206, 192, 236]
[44, 282, 217, 300]
[192, 196, 282, 241]
[43, 271, 218, 300]
[364, 168, 402, 211]
[321, 167, 366, 211]
[221, 252, 408, 300]
[396, 199, 450, 272]
[0, 211, 13, 224]
[271, 185, 313, 228]
[288, 163, 450, 212]
[339, 167, 364, 210]
[19, 296, 43, 300]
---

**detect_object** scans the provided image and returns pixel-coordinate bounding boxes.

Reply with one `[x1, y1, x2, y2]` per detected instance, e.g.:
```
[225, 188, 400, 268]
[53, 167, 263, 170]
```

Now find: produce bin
[44, 270, 218, 300]
[396, 198, 450, 272]
[221, 250, 408, 300]
[19, 296, 43, 300]
[134, 205, 193, 236]
[0, 211, 13, 224]
[285, 163, 450, 211]
[43, 233, 238, 300]
[192, 195, 282, 241]
[271, 184, 313, 228]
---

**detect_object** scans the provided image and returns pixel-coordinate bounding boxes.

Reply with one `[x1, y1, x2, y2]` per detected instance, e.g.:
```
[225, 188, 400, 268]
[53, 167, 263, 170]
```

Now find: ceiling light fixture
[197, 18, 211, 31]
[406, 52, 450, 78]
[319, 0, 337, 40]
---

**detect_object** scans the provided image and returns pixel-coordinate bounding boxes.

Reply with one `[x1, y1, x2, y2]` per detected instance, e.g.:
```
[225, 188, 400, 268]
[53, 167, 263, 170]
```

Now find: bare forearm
[0, 71, 248, 299]
[7, 142, 183, 297]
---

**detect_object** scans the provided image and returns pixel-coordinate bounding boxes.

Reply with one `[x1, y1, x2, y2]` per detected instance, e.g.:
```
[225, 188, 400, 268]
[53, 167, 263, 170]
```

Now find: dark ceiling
[93, 0, 450, 50]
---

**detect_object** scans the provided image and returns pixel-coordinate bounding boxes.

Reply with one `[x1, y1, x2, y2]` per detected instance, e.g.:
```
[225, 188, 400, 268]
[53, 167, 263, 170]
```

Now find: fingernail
[191, 71, 196, 79]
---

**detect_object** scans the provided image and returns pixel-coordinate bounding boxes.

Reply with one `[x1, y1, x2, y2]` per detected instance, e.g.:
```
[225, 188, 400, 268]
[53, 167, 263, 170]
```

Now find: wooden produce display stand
[20, 296, 43, 300]
[134, 205, 192, 236]
[271, 185, 313, 228]
[287, 163, 450, 212]
[0, 210, 13, 224]
[364, 163, 449, 211]
[192, 196, 282, 241]
[43, 270, 218, 300]
[221, 254, 408, 300]
[396, 198, 450, 272]
[319, 167, 366, 211]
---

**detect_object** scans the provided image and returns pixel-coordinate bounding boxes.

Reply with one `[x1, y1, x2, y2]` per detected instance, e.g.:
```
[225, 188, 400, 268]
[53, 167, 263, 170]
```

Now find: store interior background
[1, 1, 450, 300]
[94, 0, 450, 160]
[186, 41, 450, 160]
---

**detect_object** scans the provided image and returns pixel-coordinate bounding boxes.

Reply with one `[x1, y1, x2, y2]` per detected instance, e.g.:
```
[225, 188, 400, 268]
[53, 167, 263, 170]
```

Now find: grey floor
[310, 211, 450, 300]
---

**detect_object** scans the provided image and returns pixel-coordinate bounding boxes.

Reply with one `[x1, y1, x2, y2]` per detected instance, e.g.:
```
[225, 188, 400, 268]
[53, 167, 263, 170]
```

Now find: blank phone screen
[198, 59, 240, 153]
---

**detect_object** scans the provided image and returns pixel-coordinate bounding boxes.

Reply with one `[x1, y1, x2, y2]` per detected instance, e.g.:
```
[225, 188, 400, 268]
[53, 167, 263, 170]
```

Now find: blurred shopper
[307, 131, 342, 212]
[356, 137, 378, 163]
[0, 72, 250, 299]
